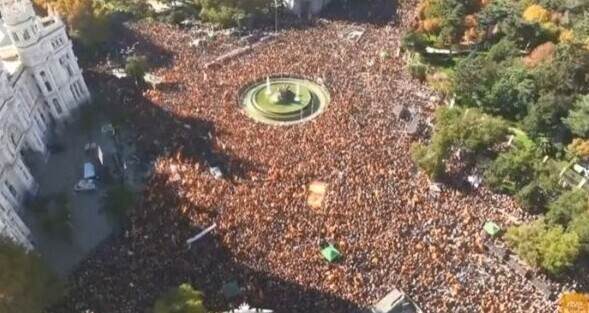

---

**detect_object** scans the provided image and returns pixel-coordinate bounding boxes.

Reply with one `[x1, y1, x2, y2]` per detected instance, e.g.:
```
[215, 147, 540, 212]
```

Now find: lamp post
[274, 0, 279, 33]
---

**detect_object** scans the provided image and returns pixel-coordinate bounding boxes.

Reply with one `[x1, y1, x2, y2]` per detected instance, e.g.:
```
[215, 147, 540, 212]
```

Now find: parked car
[74, 179, 96, 192]
[371, 289, 423, 313]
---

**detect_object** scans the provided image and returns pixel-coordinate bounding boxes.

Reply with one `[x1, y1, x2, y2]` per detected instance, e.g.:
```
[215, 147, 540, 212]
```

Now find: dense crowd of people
[51, 11, 573, 313]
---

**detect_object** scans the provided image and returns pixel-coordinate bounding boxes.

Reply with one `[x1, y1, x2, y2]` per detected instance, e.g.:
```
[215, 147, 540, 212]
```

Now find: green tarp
[320, 244, 342, 263]
[484, 221, 501, 237]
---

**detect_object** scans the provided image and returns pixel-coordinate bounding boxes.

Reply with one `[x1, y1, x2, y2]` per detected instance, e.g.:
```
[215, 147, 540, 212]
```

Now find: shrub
[154, 283, 206, 313]
[564, 95, 589, 137]
[505, 220, 580, 275]
[546, 189, 588, 226]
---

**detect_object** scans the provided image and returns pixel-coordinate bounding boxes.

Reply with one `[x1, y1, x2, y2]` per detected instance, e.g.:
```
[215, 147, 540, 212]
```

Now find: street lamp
[274, 0, 279, 33]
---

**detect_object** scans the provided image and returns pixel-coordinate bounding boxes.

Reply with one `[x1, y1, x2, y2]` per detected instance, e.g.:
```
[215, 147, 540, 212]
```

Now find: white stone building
[0, 0, 89, 249]
[284, 0, 331, 18]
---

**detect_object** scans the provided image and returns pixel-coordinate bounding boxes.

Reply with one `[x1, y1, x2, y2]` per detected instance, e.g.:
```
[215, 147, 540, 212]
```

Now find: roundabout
[239, 76, 330, 125]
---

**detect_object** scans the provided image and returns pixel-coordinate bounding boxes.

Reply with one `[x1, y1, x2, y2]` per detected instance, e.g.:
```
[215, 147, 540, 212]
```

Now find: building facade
[0, 0, 89, 249]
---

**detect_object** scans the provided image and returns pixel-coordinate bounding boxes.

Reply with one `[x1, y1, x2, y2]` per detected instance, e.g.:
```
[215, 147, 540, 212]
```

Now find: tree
[199, 0, 269, 27]
[537, 225, 580, 275]
[125, 55, 148, 84]
[412, 106, 509, 180]
[505, 220, 580, 275]
[154, 283, 206, 313]
[568, 138, 589, 159]
[522, 92, 572, 139]
[568, 212, 589, 253]
[546, 189, 588, 226]
[484, 143, 538, 193]
[486, 38, 519, 63]
[564, 95, 589, 138]
[36, 0, 112, 48]
[0, 239, 62, 313]
[454, 56, 537, 120]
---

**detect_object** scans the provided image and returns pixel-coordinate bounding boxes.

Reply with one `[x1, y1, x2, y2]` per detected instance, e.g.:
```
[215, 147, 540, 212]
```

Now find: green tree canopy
[412, 106, 509, 180]
[522, 92, 572, 139]
[454, 55, 537, 120]
[564, 95, 589, 138]
[568, 212, 589, 253]
[546, 189, 588, 226]
[154, 283, 206, 313]
[35, 0, 112, 49]
[199, 0, 269, 27]
[505, 220, 580, 275]
[0, 239, 62, 313]
[125, 55, 148, 84]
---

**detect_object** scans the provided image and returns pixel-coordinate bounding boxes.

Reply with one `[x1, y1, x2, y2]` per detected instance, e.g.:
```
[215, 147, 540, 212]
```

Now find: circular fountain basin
[239, 76, 330, 125]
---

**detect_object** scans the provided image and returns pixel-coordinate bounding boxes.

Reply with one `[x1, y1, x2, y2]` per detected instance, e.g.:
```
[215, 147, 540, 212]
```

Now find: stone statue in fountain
[276, 86, 296, 103]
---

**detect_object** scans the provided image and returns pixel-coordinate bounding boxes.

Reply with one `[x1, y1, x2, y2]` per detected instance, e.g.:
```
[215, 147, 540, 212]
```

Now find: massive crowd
[52, 10, 572, 313]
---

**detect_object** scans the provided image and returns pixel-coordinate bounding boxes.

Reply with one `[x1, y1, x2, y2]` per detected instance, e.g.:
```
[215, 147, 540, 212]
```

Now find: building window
[4, 181, 17, 199]
[76, 81, 84, 95]
[40, 71, 52, 92]
[23, 30, 30, 40]
[52, 99, 63, 114]
[70, 85, 78, 100]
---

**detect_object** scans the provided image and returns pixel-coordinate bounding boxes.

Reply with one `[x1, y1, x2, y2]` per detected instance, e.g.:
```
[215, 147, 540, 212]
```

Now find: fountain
[239, 75, 330, 125]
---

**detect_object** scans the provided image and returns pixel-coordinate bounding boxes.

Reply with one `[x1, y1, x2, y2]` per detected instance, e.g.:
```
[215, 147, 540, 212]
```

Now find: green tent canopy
[320, 244, 342, 263]
[484, 221, 501, 237]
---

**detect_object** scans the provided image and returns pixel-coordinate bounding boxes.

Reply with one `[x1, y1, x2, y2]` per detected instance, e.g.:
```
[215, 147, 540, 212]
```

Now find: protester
[52, 14, 572, 313]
